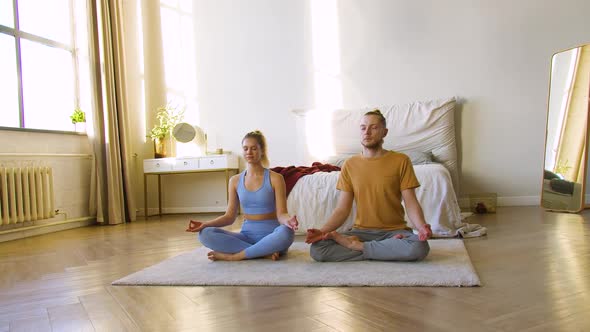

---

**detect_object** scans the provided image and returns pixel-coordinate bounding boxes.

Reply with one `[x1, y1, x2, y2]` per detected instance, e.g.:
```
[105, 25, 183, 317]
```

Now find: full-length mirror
[541, 44, 590, 212]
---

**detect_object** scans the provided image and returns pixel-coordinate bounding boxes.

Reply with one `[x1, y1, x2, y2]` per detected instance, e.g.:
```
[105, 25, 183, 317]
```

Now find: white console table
[143, 154, 239, 218]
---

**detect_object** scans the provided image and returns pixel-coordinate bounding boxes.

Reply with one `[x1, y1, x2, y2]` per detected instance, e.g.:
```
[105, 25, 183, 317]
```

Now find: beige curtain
[87, 0, 136, 224]
[555, 47, 590, 183]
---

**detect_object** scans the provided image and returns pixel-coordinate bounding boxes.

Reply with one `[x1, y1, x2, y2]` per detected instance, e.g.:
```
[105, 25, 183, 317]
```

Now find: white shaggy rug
[112, 240, 480, 287]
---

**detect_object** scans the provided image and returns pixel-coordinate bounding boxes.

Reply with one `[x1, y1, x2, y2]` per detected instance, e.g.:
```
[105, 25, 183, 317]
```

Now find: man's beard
[361, 139, 384, 149]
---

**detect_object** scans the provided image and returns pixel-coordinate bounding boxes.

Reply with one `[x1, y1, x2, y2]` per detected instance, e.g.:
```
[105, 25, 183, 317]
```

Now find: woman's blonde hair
[242, 130, 269, 167]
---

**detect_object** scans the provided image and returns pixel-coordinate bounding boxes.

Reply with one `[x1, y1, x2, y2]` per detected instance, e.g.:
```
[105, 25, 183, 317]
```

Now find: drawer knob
[210, 160, 214, 164]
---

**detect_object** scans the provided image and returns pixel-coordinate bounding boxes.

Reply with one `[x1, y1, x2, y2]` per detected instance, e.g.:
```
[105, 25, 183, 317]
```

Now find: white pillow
[294, 98, 459, 192]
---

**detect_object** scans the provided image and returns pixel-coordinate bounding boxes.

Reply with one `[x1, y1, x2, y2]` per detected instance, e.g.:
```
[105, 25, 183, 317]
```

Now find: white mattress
[288, 163, 477, 238]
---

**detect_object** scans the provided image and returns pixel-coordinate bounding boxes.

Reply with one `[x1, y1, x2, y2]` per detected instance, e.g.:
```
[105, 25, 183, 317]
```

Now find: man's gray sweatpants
[310, 228, 430, 262]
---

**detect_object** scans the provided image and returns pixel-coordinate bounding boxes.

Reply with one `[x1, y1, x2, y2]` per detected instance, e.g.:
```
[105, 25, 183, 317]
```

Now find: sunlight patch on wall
[307, 0, 342, 160]
[160, 0, 200, 156]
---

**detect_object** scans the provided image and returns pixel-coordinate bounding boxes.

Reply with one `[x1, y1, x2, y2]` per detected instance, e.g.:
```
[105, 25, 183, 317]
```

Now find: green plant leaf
[147, 104, 185, 140]
[70, 108, 86, 124]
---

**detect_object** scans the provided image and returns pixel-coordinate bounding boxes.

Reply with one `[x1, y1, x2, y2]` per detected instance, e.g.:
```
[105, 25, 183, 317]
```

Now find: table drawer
[174, 158, 200, 171]
[143, 159, 174, 173]
[200, 156, 228, 169]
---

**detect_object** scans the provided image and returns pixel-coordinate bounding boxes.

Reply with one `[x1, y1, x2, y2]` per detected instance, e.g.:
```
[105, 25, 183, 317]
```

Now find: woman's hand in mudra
[286, 215, 299, 231]
[186, 220, 206, 232]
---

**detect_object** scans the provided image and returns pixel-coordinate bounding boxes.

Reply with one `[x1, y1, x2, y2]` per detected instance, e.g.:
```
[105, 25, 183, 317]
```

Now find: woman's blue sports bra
[237, 169, 276, 214]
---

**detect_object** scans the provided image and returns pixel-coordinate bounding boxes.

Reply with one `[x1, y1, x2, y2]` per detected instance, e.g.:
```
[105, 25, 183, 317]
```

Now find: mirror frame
[586, 88, 590, 209]
[541, 44, 590, 213]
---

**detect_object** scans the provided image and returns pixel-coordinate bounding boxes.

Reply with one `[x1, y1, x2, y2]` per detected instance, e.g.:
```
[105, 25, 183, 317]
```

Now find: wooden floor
[0, 206, 588, 332]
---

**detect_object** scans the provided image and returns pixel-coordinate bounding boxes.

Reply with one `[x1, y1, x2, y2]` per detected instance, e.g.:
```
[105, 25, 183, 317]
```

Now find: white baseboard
[142, 206, 227, 216]
[0, 216, 96, 243]
[498, 196, 540, 206]
[145, 196, 544, 217]
[146, 196, 543, 217]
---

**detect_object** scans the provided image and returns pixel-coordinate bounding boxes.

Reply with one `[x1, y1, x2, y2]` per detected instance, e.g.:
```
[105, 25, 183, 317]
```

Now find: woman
[186, 130, 298, 261]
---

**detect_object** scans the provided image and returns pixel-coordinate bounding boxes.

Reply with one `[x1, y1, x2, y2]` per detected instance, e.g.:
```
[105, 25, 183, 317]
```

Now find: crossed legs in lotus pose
[197, 220, 294, 261]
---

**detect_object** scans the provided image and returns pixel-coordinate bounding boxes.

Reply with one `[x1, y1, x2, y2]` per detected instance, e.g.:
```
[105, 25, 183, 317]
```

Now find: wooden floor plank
[47, 303, 95, 332]
[79, 289, 141, 332]
[8, 315, 51, 332]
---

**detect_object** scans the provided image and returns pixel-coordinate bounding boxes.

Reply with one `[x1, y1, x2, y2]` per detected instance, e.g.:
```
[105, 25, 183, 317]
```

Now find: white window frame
[0, 0, 81, 132]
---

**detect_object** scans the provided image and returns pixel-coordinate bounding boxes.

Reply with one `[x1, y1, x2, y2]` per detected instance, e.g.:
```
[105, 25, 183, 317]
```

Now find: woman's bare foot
[264, 252, 280, 261]
[327, 231, 364, 251]
[207, 250, 246, 261]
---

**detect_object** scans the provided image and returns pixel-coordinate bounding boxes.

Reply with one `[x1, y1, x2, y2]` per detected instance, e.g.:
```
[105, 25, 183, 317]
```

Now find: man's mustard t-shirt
[337, 151, 420, 231]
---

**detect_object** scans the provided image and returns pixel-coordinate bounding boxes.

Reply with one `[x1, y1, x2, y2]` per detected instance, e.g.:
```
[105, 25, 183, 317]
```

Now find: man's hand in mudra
[305, 229, 327, 244]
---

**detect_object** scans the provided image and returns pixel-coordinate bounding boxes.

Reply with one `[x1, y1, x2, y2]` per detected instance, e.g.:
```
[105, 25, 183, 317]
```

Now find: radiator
[0, 166, 55, 225]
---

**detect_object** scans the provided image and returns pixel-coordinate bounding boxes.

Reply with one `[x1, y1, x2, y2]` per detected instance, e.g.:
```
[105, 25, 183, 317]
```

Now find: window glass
[160, 0, 177, 7]
[0, 0, 14, 28]
[21, 39, 75, 131]
[18, 0, 71, 45]
[0, 0, 89, 132]
[74, 0, 91, 122]
[0, 34, 20, 127]
[179, 0, 192, 13]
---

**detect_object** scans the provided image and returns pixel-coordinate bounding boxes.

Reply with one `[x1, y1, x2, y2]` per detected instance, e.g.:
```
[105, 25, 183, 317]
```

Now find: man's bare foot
[327, 231, 364, 251]
[207, 251, 246, 261]
[264, 252, 280, 261]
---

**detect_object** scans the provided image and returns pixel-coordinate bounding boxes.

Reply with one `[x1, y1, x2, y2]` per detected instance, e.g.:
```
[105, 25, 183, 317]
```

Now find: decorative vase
[74, 122, 86, 133]
[154, 137, 168, 158]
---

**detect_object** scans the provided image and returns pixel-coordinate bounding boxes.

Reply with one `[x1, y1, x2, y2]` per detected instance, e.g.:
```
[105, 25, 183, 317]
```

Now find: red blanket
[271, 162, 341, 197]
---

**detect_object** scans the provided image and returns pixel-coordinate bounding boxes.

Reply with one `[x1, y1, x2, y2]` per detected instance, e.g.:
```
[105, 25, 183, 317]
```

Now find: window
[0, 0, 90, 132]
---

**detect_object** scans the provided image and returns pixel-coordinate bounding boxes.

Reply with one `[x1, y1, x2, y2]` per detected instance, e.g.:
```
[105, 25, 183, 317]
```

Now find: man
[305, 109, 432, 262]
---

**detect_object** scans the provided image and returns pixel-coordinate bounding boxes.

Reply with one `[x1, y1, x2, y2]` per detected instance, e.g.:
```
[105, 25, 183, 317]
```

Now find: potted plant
[147, 104, 184, 158]
[70, 108, 86, 133]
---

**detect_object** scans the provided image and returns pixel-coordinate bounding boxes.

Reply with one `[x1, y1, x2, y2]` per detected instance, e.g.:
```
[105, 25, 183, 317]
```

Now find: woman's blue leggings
[198, 219, 295, 259]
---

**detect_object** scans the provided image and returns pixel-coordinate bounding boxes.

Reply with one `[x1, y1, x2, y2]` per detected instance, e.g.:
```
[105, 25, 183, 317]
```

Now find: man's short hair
[364, 109, 386, 128]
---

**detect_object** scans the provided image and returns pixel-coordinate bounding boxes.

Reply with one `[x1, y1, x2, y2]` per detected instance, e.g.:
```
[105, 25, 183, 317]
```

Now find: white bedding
[288, 163, 483, 238]
[289, 97, 486, 238]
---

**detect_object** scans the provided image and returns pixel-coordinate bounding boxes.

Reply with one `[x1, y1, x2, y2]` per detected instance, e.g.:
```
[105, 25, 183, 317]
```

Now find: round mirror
[172, 123, 196, 143]
[172, 122, 208, 155]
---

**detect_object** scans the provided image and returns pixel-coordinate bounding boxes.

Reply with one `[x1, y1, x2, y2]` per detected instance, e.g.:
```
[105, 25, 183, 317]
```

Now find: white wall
[132, 0, 590, 213]
[190, 0, 313, 167]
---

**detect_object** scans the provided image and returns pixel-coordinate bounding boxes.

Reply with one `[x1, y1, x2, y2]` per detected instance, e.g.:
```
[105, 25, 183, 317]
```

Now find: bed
[286, 97, 486, 238]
